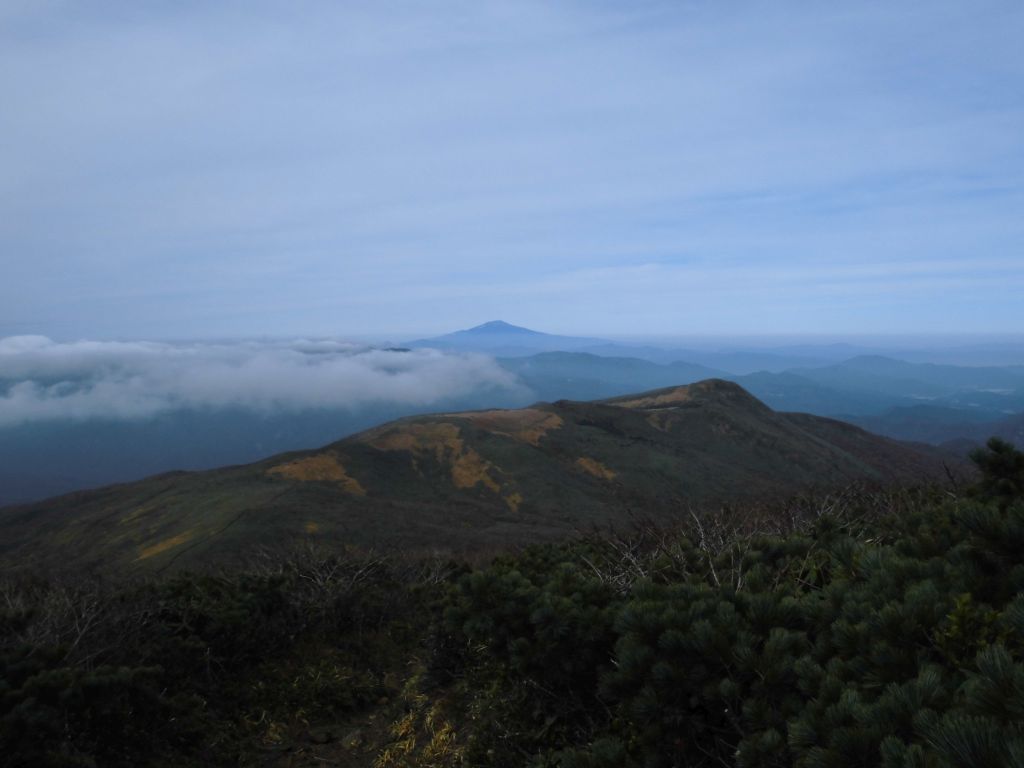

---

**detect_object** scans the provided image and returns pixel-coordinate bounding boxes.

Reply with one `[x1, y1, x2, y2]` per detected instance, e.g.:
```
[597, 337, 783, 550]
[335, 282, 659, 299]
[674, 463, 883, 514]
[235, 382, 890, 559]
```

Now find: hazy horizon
[7, 323, 1024, 350]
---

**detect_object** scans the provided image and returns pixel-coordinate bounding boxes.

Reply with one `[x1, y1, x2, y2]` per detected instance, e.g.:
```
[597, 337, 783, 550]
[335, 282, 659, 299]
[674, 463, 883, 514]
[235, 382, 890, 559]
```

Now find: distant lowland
[0, 379, 961, 573]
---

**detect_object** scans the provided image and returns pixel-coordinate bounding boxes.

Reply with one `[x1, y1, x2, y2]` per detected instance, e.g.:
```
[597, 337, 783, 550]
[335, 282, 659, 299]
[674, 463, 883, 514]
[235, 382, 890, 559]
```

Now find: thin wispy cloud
[1, 1, 1021, 337]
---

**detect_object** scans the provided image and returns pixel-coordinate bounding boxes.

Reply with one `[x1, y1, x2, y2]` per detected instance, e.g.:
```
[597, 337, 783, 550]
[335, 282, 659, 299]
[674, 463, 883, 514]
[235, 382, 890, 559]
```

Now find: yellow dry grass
[366, 421, 523, 507]
[613, 386, 694, 409]
[267, 454, 367, 496]
[575, 457, 617, 481]
[365, 422, 463, 459]
[136, 529, 195, 561]
[451, 408, 563, 446]
[450, 449, 502, 494]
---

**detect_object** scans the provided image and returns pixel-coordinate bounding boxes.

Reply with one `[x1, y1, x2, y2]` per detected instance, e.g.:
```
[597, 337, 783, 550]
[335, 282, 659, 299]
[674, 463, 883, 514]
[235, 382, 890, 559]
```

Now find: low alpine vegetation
[2, 439, 1022, 767]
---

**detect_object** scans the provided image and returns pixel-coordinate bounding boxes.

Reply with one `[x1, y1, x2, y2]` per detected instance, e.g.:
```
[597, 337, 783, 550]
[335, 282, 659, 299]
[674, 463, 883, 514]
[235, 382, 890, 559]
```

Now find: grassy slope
[0, 380, 955, 573]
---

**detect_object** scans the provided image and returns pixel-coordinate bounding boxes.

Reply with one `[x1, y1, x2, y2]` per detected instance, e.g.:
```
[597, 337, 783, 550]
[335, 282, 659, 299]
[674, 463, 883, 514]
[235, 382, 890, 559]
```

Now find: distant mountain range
[852, 408, 1024, 450]
[409, 321, 1024, 372]
[498, 351, 726, 402]
[408, 321, 830, 373]
[490, 346, 1024, 440]
[407, 320, 606, 356]
[448, 321, 1024, 447]
[0, 380, 956, 574]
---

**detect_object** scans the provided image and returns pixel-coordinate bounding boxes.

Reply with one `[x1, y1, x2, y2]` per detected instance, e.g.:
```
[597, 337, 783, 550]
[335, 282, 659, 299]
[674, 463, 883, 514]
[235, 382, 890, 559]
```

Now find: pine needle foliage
[442, 441, 1024, 767]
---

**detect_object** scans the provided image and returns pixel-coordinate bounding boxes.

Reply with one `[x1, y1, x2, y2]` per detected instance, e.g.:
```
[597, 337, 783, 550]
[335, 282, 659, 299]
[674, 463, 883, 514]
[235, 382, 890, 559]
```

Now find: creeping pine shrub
[445, 548, 621, 764]
[443, 441, 1024, 768]
[5, 441, 1024, 767]
[0, 648, 172, 768]
[969, 437, 1024, 511]
[0, 550, 436, 767]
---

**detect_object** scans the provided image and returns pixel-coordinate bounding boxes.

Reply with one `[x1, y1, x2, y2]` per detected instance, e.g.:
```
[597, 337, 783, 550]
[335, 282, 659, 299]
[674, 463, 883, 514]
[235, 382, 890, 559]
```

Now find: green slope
[0, 380, 954, 573]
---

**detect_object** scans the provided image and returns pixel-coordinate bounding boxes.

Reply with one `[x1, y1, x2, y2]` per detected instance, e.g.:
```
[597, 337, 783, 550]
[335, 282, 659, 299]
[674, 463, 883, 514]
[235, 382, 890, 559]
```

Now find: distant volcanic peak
[406, 320, 605, 352]
[605, 378, 767, 411]
[462, 320, 538, 335]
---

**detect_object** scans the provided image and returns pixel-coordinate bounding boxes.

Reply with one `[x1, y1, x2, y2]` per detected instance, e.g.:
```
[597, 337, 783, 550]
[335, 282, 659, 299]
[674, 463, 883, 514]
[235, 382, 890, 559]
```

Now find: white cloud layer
[0, 336, 524, 427]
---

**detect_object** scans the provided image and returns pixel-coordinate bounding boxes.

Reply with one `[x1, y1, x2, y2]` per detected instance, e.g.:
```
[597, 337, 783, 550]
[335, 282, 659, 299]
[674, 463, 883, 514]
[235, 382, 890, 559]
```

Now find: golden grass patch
[365, 422, 462, 460]
[575, 457, 617, 481]
[366, 421, 524, 505]
[504, 491, 523, 512]
[267, 453, 367, 496]
[613, 387, 694, 409]
[450, 449, 502, 494]
[136, 529, 195, 561]
[452, 408, 563, 446]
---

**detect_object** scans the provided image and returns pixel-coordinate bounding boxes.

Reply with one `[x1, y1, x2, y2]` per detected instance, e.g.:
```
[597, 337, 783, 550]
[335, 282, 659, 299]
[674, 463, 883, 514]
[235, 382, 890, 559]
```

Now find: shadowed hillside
[0, 380, 957, 574]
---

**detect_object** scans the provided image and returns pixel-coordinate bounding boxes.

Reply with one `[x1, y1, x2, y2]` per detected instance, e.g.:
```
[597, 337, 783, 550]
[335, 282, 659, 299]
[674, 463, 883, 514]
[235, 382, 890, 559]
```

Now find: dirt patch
[268, 454, 367, 496]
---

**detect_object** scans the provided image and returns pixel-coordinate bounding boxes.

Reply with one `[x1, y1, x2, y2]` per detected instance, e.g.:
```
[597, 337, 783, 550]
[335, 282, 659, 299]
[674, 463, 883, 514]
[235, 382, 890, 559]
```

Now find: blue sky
[1, 1, 1022, 339]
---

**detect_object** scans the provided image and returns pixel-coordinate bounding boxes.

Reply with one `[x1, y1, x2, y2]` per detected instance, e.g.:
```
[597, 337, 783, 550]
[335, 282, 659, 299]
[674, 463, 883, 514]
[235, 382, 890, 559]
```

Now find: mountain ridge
[0, 380, 961, 574]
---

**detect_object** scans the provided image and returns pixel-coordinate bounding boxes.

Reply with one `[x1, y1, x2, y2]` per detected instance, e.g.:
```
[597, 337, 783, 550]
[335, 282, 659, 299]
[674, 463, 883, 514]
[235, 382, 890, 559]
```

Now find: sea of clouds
[0, 336, 526, 427]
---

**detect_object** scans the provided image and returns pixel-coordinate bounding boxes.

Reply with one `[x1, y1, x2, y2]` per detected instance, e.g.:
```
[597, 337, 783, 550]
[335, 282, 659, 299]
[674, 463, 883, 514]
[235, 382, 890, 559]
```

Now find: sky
[1, 0, 1023, 340]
